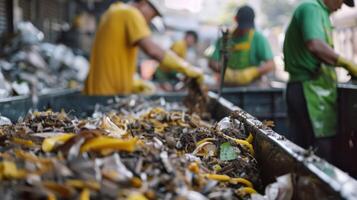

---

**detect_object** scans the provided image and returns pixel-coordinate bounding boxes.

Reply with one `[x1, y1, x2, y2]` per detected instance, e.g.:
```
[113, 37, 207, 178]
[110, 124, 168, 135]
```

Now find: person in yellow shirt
[83, 0, 203, 96]
[155, 30, 199, 84]
[171, 30, 199, 59]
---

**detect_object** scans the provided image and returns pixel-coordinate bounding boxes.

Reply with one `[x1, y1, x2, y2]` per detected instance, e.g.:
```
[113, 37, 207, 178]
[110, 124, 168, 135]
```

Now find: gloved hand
[132, 78, 156, 95]
[160, 51, 204, 84]
[337, 57, 357, 77]
[224, 67, 260, 85]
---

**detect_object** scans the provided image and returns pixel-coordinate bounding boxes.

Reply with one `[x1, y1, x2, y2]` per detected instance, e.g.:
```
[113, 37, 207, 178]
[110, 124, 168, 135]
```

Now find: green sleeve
[296, 3, 325, 42]
[210, 38, 222, 61]
[256, 33, 274, 62]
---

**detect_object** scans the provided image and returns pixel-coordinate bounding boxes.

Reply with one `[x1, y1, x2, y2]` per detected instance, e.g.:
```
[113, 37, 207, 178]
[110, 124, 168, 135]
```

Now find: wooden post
[6, 0, 13, 33]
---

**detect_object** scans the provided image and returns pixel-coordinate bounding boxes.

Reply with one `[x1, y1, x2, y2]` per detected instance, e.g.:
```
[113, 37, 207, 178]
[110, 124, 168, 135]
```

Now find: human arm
[137, 37, 203, 83]
[297, 3, 357, 76]
[258, 59, 275, 75]
[209, 59, 221, 73]
[305, 40, 357, 76]
[305, 39, 338, 65]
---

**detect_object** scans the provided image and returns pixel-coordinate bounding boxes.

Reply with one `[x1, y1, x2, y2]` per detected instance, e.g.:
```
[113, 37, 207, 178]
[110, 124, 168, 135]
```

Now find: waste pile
[0, 94, 268, 200]
[0, 22, 88, 98]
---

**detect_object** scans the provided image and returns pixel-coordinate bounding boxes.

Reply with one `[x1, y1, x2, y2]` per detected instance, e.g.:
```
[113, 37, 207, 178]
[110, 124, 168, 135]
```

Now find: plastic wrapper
[251, 174, 293, 200]
[16, 22, 44, 45]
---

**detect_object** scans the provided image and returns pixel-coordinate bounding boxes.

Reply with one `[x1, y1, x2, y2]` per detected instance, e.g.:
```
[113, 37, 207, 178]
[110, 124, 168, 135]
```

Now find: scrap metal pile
[0, 96, 263, 200]
[0, 22, 88, 98]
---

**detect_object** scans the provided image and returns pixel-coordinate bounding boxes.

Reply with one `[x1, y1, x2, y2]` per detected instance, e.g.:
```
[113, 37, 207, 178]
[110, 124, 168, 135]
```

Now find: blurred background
[0, 0, 355, 95]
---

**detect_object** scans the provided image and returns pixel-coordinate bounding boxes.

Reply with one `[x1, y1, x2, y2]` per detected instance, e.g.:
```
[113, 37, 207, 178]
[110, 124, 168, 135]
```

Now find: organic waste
[0, 96, 262, 200]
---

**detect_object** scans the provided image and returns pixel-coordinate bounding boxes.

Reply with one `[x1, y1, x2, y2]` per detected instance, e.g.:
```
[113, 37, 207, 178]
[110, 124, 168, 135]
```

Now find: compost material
[0, 96, 262, 200]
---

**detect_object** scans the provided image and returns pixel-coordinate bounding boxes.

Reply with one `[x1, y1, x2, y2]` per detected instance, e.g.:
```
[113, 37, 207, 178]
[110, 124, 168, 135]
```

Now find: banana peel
[47, 192, 57, 200]
[230, 178, 253, 188]
[236, 187, 257, 196]
[65, 179, 100, 191]
[217, 131, 254, 155]
[11, 137, 35, 148]
[196, 138, 215, 147]
[245, 133, 253, 144]
[80, 189, 91, 200]
[42, 133, 76, 152]
[0, 161, 27, 180]
[80, 137, 138, 153]
[204, 174, 253, 187]
[127, 193, 148, 200]
[204, 174, 230, 181]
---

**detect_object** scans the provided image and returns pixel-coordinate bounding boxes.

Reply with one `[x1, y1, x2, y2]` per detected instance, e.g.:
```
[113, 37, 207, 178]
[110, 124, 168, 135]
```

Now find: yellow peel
[65, 179, 100, 190]
[127, 193, 148, 200]
[204, 174, 254, 188]
[217, 131, 254, 155]
[1, 161, 27, 179]
[196, 138, 215, 147]
[80, 137, 138, 153]
[42, 133, 76, 152]
[229, 178, 253, 187]
[12, 138, 35, 147]
[204, 174, 230, 181]
[47, 192, 57, 200]
[245, 133, 254, 144]
[80, 189, 90, 200]
[237, 187, 257, 195]
[234, 139, 254, 155]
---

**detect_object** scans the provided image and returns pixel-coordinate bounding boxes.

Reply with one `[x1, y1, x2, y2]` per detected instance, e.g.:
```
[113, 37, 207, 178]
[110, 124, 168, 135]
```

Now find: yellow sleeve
[126, 8, 151, 45]
[170, 40, 187, 59]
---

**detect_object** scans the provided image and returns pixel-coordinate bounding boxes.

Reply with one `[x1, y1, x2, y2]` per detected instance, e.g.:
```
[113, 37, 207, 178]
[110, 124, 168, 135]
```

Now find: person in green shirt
[209, 5, 275, 86]
[284, 0, 357, 160]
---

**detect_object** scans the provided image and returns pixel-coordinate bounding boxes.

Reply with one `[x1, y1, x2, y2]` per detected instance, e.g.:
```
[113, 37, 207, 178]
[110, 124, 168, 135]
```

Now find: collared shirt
[84, 2, 151, 95]
[283, 0, 333, 82]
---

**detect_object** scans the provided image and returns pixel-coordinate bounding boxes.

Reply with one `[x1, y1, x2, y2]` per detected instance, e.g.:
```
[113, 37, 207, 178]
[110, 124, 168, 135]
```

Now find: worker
[57, 13, 84, 51]
[83, 0, 203, 96]
[155, 30, 199, 87]
[209, 5, 275, 86]
[284, 0, 357, 160]
[172, 30, 199, 59]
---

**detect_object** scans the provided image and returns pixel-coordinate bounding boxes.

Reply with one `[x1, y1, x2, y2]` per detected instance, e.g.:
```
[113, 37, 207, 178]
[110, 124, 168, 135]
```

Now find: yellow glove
[132, 79, 155, 95]
[337, 57, 357, 77]
[160, 51, 204, 84]
[224, 67, 260, 86]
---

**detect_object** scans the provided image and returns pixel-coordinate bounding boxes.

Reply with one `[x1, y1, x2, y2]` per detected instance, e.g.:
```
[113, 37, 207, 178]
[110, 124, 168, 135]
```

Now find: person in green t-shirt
[209, 5, 275, 86]
[284, 0, 357, 161]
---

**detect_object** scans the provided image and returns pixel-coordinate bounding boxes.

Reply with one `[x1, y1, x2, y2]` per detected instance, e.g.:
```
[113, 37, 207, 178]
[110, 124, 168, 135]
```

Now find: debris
[0, 97, 263, 199]
[0, 22, 89, 98]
